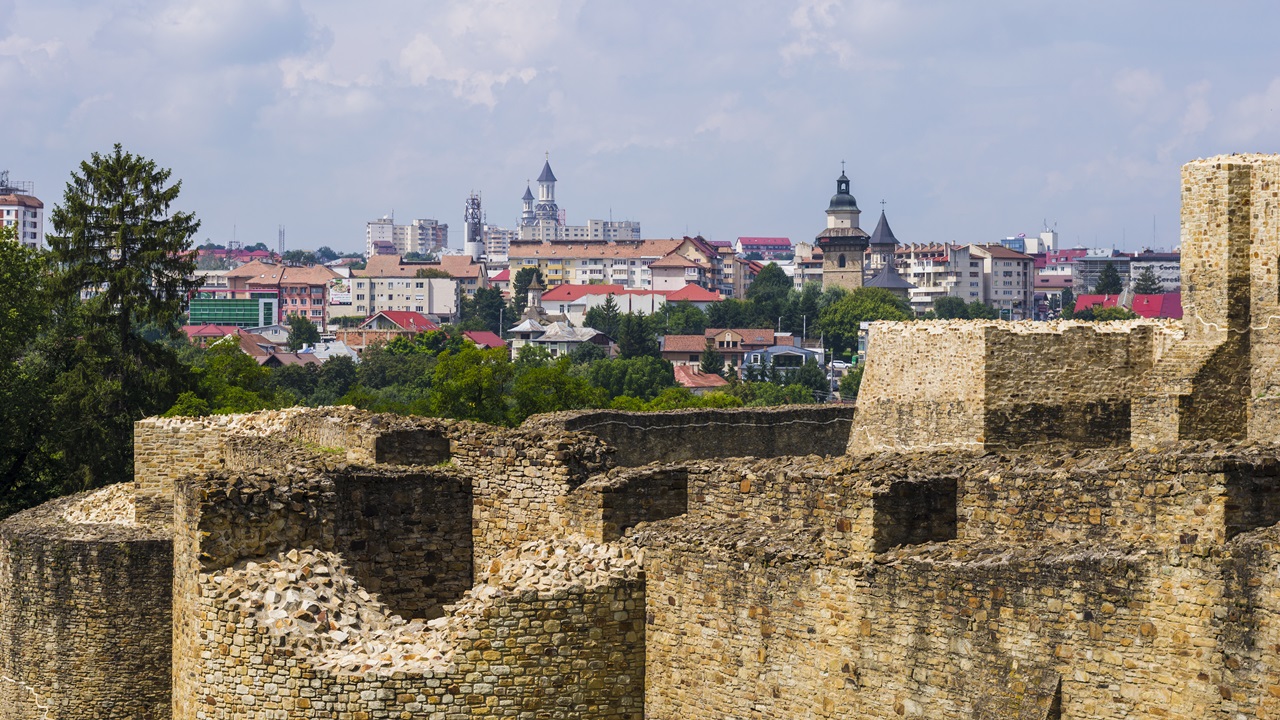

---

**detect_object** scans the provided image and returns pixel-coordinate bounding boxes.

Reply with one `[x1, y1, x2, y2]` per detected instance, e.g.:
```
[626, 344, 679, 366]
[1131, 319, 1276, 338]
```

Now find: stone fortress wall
[4, 154, 1280, 719]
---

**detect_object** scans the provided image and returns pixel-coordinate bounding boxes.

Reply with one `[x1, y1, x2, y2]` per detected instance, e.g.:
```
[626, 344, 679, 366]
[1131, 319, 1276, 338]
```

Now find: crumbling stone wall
[852, 320, 1180, 454]
[530, 405, 857, 466]
[0, 488, 171, 720]
[566, 464, 691, 542]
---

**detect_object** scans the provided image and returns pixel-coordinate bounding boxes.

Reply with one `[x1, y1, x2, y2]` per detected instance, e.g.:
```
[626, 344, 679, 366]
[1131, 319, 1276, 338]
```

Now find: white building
[516, 158, 640, 243]
[483, 224, 518, 262]
[970, 244, 1034, 319]
[0, 173, 43, 250]
[899, 244, 983, 315]
[365, 216, 449, 257]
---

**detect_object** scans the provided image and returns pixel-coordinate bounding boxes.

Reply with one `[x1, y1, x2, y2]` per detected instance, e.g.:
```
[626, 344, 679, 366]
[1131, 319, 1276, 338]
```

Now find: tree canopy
[817, 287, 912, 357]
[1095, 263, 1124, 294]
[286, 314, 321, 351]
[1132, 266, 1163, 295]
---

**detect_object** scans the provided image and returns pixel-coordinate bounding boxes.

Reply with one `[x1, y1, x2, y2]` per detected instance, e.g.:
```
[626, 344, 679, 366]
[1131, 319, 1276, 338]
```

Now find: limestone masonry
[5, 154, 1280, 719]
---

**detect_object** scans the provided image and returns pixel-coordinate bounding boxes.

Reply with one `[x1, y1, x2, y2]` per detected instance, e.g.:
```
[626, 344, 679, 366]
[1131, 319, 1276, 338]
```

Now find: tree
[965, 301, 1000, 320]
[415, 267, 452, 279]
[314, 246, 339, 263]
[700, 339, 725, 376]
[510, 267, 545, 315]
[656, 301, 707, 335]
[461, 286, 506, 334]
[1095, 262, 1123, 294]
[933, 296, 969, 319]
[840, 365, 865, 399]
[282, 249, 317, 266]
[286, 313, 321, 351]
[584, 294, 622, 338]
[706, 299, 756, 329]
[616, 312, 659, 359]
[791, 358, 829, 396]
[44, 145, 201, 492]
[429, 345, 515, 425]
[511, 358, 607, 422]
[312, 356, 358, 405]
[585, 356, 675, 401]
[816, 288, 912, 357]
[1060, 288, 1076, 320]
[569, 341, 607, 364]
[1092, 306, 1140, 322]
[1132, 266, 1163, 295]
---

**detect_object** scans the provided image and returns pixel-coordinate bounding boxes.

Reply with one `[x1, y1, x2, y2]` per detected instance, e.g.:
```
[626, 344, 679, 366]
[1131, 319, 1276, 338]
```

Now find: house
[258, 352, 320, 368]
[527, 322, 608, 358]
[182, 324, 246, 347]
[741, 344, 824, 378]
[1130, 292, 1183, 319]
[673, 365, 729, 395]
[279, 264, 343, 328]
[969, 244, 1034, 319]
[537, 283, 720, 327]
[334, 310, 441, 353]
[1073, 294, 1121, 313]
[463, 331, 507, 350]
[661, 328, 787, 369]
[663, 283, 722, 311]
[301, 341, 360, 363]
[346, 255, 464, 322]
[489, 268, 512, 300]
[508, 318, 548, 354]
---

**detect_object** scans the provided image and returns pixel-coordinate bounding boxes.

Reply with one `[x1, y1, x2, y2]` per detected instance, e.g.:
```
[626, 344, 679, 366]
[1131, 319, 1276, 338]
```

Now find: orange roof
[666, 284, 721, 302]
[463, 330, 507, 348]
[507, 239, 682, 260]
[706, 328, 777, 346]
[0, 193, 43, 209]
[437, 255, 484, 278]
[360, 311, 440, 333]
[542, 284, 630, 302]
[225, 259, 284, 281]
[674, 365, 729, 389]
[662, 335, 712, 353]
[649, 253, 703, 269]
[354, 254, 484, 279]
[280, 264, 341, 285]
[974, 244, 1033, 260]
[490, 268, 511, 282]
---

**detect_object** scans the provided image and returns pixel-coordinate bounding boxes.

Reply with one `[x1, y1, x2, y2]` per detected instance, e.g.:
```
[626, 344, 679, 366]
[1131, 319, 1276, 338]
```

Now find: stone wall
[565, 464, 691, 542]
[851, 320, 1180, 454]
[0, 488, 171, 720]
[529, 405, 857, 467]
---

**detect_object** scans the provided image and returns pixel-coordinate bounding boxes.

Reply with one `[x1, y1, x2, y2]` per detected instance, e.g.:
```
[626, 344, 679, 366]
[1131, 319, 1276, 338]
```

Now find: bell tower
[817, 163, 870, 291]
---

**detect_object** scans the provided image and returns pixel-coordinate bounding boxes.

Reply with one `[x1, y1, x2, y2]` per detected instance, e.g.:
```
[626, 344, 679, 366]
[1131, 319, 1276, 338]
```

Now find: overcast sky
[4, 0, 1279, 254]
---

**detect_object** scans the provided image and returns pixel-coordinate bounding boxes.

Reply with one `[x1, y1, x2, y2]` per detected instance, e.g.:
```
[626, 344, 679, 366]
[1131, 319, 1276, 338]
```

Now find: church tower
[817, 167, 870, 292]
[520, 184, 535, 227]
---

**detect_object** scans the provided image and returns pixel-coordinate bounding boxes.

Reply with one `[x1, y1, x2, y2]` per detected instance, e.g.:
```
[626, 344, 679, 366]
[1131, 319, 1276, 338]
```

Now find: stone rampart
[528, 405, 856, 466]
[851, 320, 1181, 454]
[0, 488, 171, 720]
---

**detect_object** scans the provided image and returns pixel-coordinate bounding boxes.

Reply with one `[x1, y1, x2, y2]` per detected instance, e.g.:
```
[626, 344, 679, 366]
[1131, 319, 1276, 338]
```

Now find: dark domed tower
[817, 168, 870, 291]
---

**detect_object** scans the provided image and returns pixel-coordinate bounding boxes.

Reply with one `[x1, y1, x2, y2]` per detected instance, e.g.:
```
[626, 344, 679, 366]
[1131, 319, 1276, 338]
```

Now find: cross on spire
[841, 160, 845, 174]
[880, 199, 886, 210]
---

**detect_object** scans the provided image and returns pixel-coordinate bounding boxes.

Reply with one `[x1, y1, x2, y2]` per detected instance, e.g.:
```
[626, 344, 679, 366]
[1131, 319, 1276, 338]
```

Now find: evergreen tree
[615, 311, 659, 359]
[461, 286, 506, 334]
[965, 301, 1000, 320]
[1132, 266, 1163, 295]
[933, 296, 969, 319]
[700, 339, 725, 376]
[510, 267, 545, 315]
[584, 294, 622, 337]
[1060, 288, 1076, 319]
[43, 145, 201, 493]
[1095, 262, 1124, 294]
[792, 358, 828, 396]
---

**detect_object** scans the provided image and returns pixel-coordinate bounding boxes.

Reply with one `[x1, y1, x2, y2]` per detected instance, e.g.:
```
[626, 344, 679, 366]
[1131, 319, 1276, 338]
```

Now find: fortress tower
[818, 167, 870, 291]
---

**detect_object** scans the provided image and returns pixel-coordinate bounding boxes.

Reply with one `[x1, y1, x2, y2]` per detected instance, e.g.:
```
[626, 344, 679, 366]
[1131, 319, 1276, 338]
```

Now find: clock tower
[817, 166, 870, 292]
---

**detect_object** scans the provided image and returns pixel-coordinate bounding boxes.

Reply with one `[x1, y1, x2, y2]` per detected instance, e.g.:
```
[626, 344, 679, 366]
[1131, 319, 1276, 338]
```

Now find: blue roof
[523, 185, 534, 201]
[869, 211, 899, 247]
[537, 160, 556, 183]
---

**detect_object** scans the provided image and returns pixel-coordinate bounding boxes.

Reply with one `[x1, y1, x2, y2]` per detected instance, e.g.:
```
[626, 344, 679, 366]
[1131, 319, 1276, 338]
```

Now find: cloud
[1224, 77, 1280, 145]
[780, 0, 910, 71]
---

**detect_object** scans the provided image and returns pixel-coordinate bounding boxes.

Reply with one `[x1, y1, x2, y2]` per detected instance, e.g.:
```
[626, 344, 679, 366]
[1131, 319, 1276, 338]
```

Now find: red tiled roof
[541, 284, 630, 302]
[706, 328, 777, 346]
[1034, 275, 1074, 288]
[464, 330, 507, 348]
[974, 244, 1034, 260]
[736, 237, 792, 247]
[1130, 292, 1183, 319]
[662, 335, 712, 354]
[183, 324, 243, 339]
[1074, 294, 1120, 312]
[666, 284, 722, 302]
[674, 365, 729, 389]
[361, 310, 440, 333]
[490, 268, 511, 282]
[649, 253, 703, 269]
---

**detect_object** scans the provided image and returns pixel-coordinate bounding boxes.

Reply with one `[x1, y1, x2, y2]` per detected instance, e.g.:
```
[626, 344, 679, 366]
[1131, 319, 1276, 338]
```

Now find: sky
[3, 0, 1279, 255]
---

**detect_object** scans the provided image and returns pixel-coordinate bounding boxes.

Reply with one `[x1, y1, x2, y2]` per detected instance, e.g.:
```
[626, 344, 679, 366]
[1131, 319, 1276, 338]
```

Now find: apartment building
[970, 244, 1034, 319]
[899, 244, 983, 315]
[0, 174, 43, 250]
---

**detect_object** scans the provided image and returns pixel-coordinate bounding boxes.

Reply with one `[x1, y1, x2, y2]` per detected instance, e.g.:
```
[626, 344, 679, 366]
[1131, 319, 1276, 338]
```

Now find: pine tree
[616, 312, 659, 359]
[700, 339, 725, 376]
[1095, 262, 1124, 295]
[1060, 288, 1076, 319]
[1132, 266, 1163, 295]
[584, 294, 622, 338]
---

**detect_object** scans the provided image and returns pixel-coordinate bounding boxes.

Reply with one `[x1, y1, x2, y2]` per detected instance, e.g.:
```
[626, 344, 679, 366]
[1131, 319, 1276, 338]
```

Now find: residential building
[899, 244, 983, 315]
[489, 268, 512, 299]
[660, 328, 790, 369]
[1072, 254, 1131, 294]
[365, 216, 449, 258]
[969, 245, 1034, 319]
[792, 242, 824, 289]
[483, 224, 518, 261]
[539, 283, 721, 328]
[741, 344, 824, 377]
[1130, 292, 1183, 319]
[0, 173, 43, 250]
[334, 311, 440, 353]
[1128, 250, 1181, 291]
[279, 264, 343, 328]
[516, 158, 641, 243]
[527, 322, 608, 358]
[346, 254, 489, 322]
[462, 331, 507, 350]
[508, 239, 682, 288]
[673, 365, 729, 395]
[734, 237, 793, 260]
[1035, 248, 1088, 291]
[816, 169, 870, 292]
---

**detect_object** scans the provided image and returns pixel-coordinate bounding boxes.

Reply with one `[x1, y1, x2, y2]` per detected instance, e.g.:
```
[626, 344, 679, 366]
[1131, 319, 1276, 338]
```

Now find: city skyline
[4, 1, 1279, 254]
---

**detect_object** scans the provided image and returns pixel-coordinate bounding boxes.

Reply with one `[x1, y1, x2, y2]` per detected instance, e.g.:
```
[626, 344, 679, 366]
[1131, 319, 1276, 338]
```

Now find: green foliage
[655, 301, 707, 335]
[791, 358, 829, 395]
[460, 286, 506, 334]
[725, 382, 814, 406]
[429, 346, 516, 425]
[510, 267, 545, 315]
[1095, 262, 1123, 294]
[840, 365, 865, 398]
[586, 356, 675, 401]
[965, 301, 1000, 320]
[817, 287, 912, 356]
[312, 356, 358, 405]
[514, 344, 553, 368]
[286, 313, 321, 351]
[511, 358, 607, 422]
[1092, 306, 1140, 322]
[356, 342, 432, 390]
[269, 363, 320, 402]
[414, 267, 452, 279]
[746, 263, 793, 317]
[282, 249, 317, 266]
[615, 312, 659, 359]
[583, 294, 622, 338]
[314, 246, 339, 263]
[700, 339, 725, 376]
[1132, 266, 1163, 295]
[933, 296, 969, 319]
[1060, 288, 1076, 319]
[705, 298, 755, 329]
[569, 341, 607, 364]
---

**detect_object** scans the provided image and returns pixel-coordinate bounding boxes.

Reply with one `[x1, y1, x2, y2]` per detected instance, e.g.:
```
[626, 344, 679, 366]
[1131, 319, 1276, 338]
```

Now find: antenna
[278, 225, 285, 256]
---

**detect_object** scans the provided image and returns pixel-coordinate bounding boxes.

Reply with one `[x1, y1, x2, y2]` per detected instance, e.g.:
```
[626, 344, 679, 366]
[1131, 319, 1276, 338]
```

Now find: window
[689, 354, 699, 362]
[416, 282, 424, 288]
[416, 306, 424, 312]
[356, 294, 365, 300]
[311, 310, 322, 316]
[751, 354, 761, 364]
